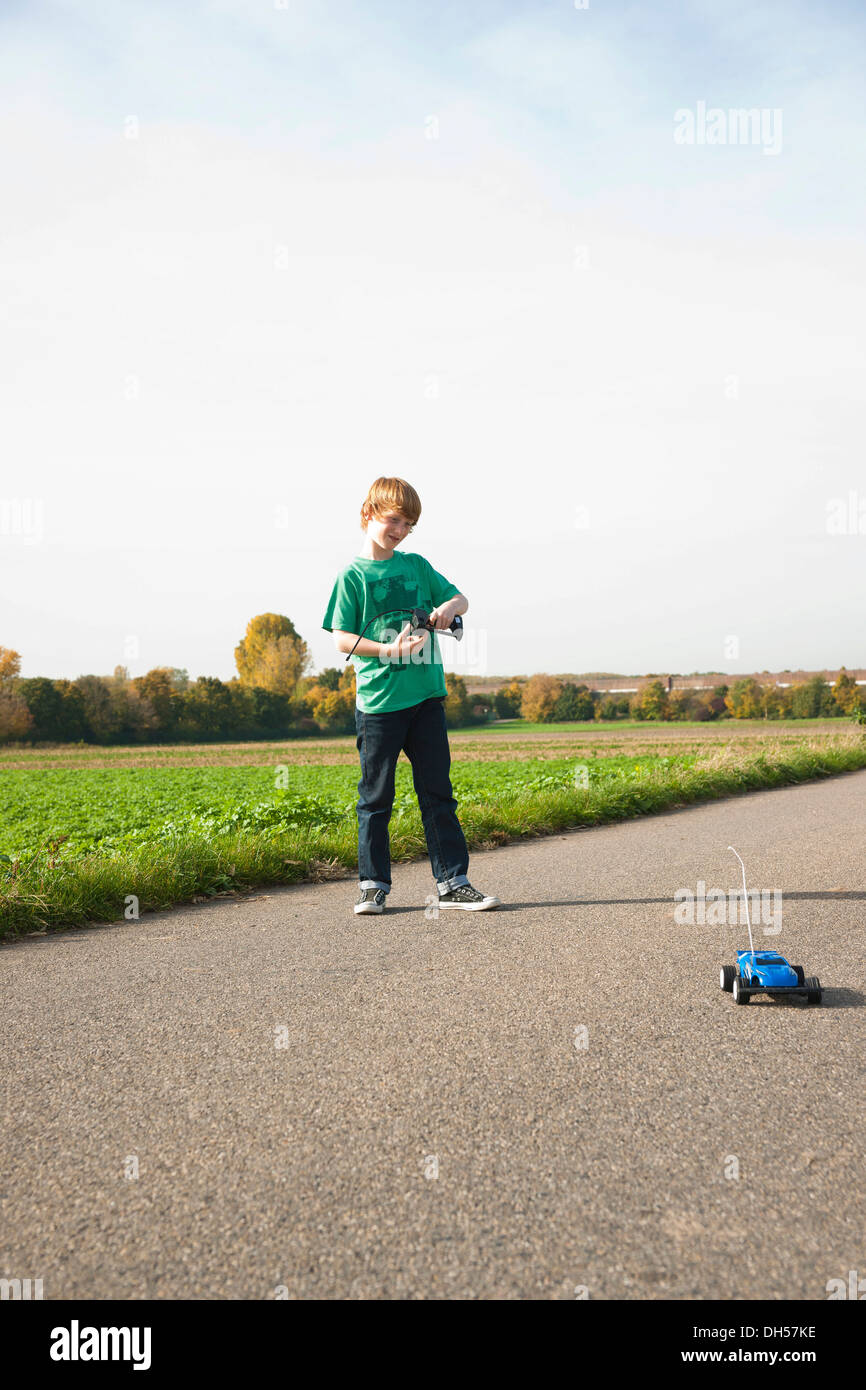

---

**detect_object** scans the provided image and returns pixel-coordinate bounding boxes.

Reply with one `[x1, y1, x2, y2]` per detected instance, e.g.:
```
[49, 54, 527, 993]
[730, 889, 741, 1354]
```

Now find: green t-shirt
[322, 551, 460, 713]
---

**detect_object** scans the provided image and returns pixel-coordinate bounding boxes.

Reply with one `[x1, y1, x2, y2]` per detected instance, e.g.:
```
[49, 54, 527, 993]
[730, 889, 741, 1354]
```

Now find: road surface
[2, 770, 864, 1299]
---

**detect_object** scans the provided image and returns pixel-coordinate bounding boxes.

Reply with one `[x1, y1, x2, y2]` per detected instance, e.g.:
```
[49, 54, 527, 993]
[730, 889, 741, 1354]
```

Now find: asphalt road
[3, 770, 865, 1300]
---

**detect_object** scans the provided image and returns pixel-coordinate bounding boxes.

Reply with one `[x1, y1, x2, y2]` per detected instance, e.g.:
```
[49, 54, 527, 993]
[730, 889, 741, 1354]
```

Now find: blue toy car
[718, 847, 823, 1005]
[720, 950, 823, 1005]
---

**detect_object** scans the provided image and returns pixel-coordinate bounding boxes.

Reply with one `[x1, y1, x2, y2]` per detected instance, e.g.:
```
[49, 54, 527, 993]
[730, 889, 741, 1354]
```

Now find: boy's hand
[382, 621, 428, 661]
[428, 601, 457, 631]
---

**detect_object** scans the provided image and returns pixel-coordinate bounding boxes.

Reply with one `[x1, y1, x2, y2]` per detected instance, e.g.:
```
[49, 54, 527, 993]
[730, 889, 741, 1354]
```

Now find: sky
[2, 0, 864, 684]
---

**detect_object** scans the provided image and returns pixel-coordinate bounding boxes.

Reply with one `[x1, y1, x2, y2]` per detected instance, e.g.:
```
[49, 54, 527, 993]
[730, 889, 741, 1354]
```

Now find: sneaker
[437, 883, 501, 911]
[354, 887, 387, 914]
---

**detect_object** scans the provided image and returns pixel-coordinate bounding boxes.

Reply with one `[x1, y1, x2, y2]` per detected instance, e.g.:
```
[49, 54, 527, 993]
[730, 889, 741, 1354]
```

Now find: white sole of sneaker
[438, 898, 500, 910]
[354, 904, 384, 914]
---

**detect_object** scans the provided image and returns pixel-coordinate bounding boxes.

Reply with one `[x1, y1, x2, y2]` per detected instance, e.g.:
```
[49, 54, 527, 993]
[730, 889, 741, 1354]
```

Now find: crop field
[0, 753, 703, 861]
[2, 719, 864, 938]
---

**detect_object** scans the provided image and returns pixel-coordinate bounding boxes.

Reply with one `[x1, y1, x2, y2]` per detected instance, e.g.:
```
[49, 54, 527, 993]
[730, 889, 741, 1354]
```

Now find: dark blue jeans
[354, 695, 470, 897]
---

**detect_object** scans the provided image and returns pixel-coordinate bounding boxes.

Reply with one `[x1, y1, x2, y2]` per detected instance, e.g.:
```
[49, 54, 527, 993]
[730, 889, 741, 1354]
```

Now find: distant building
[465, 668, 866, 698]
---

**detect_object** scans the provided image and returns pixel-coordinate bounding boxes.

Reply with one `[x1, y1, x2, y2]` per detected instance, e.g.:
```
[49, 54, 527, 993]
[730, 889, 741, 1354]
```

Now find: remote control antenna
[344, 607, 464, 660]
[344, 608, 410, 661]
[728, 846, 756, 960]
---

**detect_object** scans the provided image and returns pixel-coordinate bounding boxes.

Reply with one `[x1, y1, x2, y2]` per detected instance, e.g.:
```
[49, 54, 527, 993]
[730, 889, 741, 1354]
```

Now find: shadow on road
[731, 988, 864, 1010]
[424, 890, 866, 909]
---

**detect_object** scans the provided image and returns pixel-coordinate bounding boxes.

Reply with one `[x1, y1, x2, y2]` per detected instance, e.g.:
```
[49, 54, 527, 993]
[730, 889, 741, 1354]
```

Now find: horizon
[11, 659, 864, 689]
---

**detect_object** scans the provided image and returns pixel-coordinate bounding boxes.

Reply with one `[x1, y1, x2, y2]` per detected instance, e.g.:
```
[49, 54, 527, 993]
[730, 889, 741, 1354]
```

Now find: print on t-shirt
[322, 551, 460, 714]
[367, 573, 432, 640]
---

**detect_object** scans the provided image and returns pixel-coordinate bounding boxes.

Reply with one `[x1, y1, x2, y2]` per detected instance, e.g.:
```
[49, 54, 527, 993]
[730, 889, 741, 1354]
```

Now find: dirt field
[0, 720, 850, 770]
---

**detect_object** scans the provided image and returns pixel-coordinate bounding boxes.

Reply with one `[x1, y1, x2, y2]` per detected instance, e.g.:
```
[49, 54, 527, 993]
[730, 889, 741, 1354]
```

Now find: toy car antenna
[728, 846, 756, 960]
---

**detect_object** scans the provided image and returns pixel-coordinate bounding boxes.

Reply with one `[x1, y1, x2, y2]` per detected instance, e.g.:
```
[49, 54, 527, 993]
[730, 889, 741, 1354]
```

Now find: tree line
[1, 614, 862, 744]
[492, 670, 865, 723]
[0, 613, 486, 744]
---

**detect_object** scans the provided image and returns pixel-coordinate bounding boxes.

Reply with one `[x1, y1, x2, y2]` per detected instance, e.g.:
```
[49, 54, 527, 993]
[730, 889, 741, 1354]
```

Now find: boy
[322, 476, 500, 915]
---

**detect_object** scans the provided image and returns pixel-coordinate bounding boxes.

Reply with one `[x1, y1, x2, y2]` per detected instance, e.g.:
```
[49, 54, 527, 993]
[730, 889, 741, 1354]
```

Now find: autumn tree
[0, 647, 32, 743]
[313, 688, 355, 732]
[669, 687, 728, 722]
[631, 680, 670, 721]
[724, 678, 764, 719]
[302, 663, 355, 732]
[444, 672, 471, 726]
[0, 691, 32, 741]
[831, 667, 858, 715]
[520, 675, 562, 723]
[0, 645, 32, 741]
[132, 667, 182, 733]
[761, 684, 789, 720]
[97, 666, 160, 743]
[0, 647, 22, 683]
[234, 614, 311, 696]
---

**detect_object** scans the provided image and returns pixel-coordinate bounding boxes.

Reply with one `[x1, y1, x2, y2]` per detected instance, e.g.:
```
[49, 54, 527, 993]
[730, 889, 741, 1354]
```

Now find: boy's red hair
[360, 477, 421, 531]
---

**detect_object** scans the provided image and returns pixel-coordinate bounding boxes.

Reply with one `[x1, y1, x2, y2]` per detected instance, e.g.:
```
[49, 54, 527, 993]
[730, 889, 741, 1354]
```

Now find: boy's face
[366, 507, 414, 549]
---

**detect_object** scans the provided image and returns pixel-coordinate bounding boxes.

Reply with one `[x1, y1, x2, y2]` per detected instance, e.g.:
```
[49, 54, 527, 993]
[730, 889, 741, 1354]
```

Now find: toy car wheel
[792, 965, 805, 986]
[805, 976, 823, 1005]
[720, 965, 735, 992]
[732, 974, 750, 1005]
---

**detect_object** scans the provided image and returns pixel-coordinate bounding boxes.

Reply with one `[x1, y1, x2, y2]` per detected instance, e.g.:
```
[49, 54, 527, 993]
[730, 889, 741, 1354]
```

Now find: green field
[0, 754, 699, 861]
[2, 721, 864, 939]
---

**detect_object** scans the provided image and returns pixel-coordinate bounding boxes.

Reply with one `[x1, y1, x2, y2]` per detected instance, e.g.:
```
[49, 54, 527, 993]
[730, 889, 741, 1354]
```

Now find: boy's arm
[332, 628, 426, 659]
[428, 593, 468, 629]
[332, 629, 386, 657]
